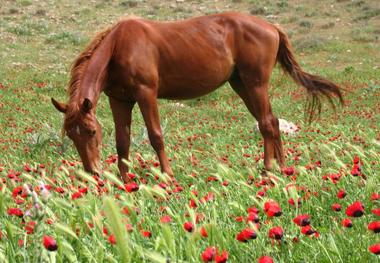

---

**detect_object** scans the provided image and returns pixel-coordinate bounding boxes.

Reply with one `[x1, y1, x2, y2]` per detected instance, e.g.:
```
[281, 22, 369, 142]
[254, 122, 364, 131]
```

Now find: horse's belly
[157, 60, 234, 100]
[157, 81, 223, 100]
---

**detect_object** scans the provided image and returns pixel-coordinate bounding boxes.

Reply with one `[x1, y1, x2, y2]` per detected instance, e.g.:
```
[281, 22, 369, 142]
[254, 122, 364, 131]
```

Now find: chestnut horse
[52, 12, 342, 182]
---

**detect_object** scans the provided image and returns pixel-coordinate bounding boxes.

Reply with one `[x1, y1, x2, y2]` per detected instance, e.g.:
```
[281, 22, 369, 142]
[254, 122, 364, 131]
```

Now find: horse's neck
[79, 37, 113, 107]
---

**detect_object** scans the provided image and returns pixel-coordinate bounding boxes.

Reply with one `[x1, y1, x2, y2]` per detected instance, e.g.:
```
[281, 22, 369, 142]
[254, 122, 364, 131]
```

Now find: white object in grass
[255, 119, 299, 136]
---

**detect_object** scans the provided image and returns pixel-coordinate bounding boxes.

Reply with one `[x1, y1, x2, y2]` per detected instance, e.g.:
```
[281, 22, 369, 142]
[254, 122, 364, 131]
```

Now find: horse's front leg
[109, 96, 135, 182]
[135, 85, 174, 177]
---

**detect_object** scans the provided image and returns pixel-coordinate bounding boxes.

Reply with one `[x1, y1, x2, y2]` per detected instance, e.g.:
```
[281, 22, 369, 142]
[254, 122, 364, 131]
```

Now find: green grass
[0, 0, 379, 262]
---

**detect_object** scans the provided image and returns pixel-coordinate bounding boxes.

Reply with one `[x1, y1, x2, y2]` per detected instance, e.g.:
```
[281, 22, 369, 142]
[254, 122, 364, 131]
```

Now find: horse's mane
[64, 24, 117, 127]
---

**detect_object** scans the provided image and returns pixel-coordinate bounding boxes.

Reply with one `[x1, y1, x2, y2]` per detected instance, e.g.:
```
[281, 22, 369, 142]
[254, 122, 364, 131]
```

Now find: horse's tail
[275, 26, 343, 122]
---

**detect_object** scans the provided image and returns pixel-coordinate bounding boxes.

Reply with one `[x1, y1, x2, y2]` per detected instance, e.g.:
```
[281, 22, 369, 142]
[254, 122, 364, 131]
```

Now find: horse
[51, 12, 342, 182]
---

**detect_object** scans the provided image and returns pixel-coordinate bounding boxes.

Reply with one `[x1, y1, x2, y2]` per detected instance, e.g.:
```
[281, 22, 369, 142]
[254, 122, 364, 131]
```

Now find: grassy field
[0, 0, 379, 262]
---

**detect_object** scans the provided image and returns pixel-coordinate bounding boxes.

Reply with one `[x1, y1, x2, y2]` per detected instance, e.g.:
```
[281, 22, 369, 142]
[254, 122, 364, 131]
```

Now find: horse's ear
[82, 98, 93, 113]
[51, 98, 67, 113]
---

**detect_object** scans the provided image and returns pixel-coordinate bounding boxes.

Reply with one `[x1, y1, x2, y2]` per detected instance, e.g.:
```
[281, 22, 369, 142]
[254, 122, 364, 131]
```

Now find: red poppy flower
[71, 192, 83, 200]
[337, 190, 346, 199]
[7, 208, 23, 217]
[12, 186, 23, 198]
[282, 166, 295, 176]
[236, 228, 257, 242]
[293, 215, 311, 227]
[215, 250, 228, 263]
[201, 247, 216, 262]
[369, 243, 380, 255]
[200, 227, 208, 238]
[160, 215, 172, 224]
[235, 216, 244, 222]
[247, 206, 259, 214]
[370, 193, 379, 201]
[264, 200, 282, 217]
[125, 182, 139, 193]
[103, 226, 109, 236]
[184, 221, 194, 232]
[108, 234, 116, 245]
[189, 199, 197, 208]
[268, 226, 283, 240]
[368, 221, 380, 233]
[43, 235, 58, 251]
[25, 221, 36, 234]
[331, 203, 342, 212]
[372, 208, 380, 216]
[141, 230, 151, 238]
[301, 225, 315, 235]
[342, 218, 353, 228]
[247, 212, 260, 223]
[288, 198, 301, 207]
[345, 201, 364, 217]
[258, 255, 274, 263]
[351, 163, 361, 176]
[55, 187, 65, 194]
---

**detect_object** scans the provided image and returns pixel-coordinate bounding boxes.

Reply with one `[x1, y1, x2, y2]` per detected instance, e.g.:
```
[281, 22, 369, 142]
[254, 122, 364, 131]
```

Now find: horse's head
[51, 98, 102, 175]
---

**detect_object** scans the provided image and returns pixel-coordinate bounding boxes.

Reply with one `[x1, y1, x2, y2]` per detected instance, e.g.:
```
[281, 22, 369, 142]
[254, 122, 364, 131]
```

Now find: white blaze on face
[75, 126, 81, 136]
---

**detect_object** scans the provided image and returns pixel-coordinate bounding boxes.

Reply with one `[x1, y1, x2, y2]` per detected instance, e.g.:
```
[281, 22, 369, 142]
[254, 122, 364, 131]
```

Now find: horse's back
[107, 13, 279, 100]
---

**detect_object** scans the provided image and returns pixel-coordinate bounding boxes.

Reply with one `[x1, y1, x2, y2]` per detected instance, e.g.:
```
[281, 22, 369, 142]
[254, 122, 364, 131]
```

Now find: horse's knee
[258, 116, 278, 138]
[148, 130, 164, 151]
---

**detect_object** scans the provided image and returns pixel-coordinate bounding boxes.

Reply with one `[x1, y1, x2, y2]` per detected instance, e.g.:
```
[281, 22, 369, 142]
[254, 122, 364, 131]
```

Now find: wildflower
[369, 243, 380, 255]
[236, 228, 257, 242]
[337, 190, 346, 199]
[370, 193, 379, 201]
[25, 221, 36, 234]
[342, 218, 353, 228]
[247, 206, 259, 214]
[184, 221, 194, 232]
[346, 201, 364, 217]
[215, 250, 228, 263]
[108, 234, 116, 245]
[7, 208, 23, 217]
[160, 215, 172, 224]
[43, 235, 58, 251]
[293, 215, 310, 227]
[18, 239, 24, 247]
[331, 203, 342, 212]
[282, 166, 295, 176]
[71, 192, 83, 200]
[268, 226, 283, 240]
[141, 230, 151, 238]
[301, 225, 315, 235]
[103, 226, 109, 236]
[288, 198, 301, 207]
[200, 227, 208, 238]
[368, 221, 380, 233]
[264, 200, 282, 217]
[201, 247, 216, 262]
[247, 212, 260, 223]
[189, 199, 197, 208]
[125, 182, 139, 193]
[258, 256, 274, 263]
[372, 208, 380, 216]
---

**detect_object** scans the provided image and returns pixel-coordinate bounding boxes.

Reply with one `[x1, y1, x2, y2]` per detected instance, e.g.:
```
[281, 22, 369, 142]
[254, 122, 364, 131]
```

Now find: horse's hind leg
[229, 73, 285, 171]
[135, 85, 174, 177]
[109, 97, 135, 182]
